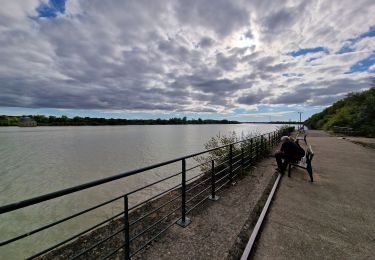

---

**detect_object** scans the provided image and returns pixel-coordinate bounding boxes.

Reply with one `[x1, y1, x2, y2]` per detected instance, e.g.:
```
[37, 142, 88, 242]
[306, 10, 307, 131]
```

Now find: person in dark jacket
[275, 136, 304, 173]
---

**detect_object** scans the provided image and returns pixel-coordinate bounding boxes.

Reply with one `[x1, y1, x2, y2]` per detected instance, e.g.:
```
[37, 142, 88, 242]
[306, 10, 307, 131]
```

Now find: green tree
[305, 84, 375, 137]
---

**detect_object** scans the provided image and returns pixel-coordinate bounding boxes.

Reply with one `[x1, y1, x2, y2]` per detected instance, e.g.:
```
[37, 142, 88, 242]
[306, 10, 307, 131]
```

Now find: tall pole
[298, 112, 303, 130]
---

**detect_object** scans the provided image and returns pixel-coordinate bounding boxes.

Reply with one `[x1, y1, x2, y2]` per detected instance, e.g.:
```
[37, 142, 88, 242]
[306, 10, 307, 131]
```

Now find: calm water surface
[0, 124, 281, 258]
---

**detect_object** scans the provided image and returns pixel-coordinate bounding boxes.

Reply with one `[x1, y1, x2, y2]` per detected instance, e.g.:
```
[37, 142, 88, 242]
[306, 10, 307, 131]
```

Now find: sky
[0, 0, 374, 122]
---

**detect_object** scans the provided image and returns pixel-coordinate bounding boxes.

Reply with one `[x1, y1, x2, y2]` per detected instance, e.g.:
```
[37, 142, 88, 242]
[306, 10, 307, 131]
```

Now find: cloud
[0, 0, 374, 114]
[239, 111, 294, 117]
[198, 36, 215, 48]
[270, 77, 371, 106]
[173, 0, 250, 37]
[237, 89, 268, 105]
[337, 26, 375, 54]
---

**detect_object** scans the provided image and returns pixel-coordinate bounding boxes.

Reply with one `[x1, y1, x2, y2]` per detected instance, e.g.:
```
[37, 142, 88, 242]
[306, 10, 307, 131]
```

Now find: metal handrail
[0, 127, 294, 259]
[1, 131, 276, 214]
[0, 137, 250, 214]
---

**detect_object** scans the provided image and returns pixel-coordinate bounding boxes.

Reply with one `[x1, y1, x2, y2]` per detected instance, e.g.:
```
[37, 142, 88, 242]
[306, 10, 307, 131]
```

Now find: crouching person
[275, 136, 305, 174]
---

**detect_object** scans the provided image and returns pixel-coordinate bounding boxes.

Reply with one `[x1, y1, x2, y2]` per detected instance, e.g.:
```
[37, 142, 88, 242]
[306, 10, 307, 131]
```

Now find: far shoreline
[0, 122, 299, 128]
[1, 115, 303, 127]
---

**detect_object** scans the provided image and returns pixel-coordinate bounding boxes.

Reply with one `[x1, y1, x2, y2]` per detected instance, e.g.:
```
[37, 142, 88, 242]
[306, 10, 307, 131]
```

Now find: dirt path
[253, 130, 375, 259]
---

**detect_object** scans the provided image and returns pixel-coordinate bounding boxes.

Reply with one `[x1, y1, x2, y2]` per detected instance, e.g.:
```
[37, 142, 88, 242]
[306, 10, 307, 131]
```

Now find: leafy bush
[195, 131, 244, 173]
[195, 127, 294, 173]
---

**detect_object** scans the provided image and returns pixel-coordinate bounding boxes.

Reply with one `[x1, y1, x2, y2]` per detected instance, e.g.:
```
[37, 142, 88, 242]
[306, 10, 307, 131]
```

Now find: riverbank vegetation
[195, 125, 294, 172]
[304, 85, 375, 137]
[0, 115, 239, 126]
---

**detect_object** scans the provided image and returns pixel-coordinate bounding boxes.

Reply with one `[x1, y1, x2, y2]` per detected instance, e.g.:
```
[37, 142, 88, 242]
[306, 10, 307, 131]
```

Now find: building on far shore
[18, 117, 37, 127]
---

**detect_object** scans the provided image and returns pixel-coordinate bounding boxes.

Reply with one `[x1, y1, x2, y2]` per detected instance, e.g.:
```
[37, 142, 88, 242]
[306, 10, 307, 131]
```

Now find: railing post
[258, 137, 261, 158]
[229, 144, 233, 181]
[241, 146, 244, 171]
[123, 195, 130, 260]
[260, 136, 264, 156]
[264, 135, 266, 152]
[177, 158, 191, 227]
[273, 132, 276, 146]
[209, 160, 219, 201]
[268, 133, 271, 149]
[250, 138, 253, 165]
[264, 135, 267, 151]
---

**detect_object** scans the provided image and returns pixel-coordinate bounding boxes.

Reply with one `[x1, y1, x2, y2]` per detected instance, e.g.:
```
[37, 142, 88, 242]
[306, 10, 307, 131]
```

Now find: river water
[0, 124, 282, 258]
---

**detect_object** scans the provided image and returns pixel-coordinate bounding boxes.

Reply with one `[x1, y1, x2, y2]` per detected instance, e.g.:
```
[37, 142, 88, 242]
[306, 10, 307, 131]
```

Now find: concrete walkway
[253, 131, 375, 259]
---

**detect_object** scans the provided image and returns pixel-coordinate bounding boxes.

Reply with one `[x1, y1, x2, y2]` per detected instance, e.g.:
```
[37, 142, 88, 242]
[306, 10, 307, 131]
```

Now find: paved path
[253, 131, 375, 260]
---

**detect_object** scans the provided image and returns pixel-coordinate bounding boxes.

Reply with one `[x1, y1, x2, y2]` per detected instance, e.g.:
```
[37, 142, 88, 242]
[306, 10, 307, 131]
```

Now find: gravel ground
[133, 156, 279, 260]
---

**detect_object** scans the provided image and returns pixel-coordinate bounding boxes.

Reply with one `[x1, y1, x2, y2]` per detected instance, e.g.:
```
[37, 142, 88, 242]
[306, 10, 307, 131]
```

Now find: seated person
[275, 136, 305, 173]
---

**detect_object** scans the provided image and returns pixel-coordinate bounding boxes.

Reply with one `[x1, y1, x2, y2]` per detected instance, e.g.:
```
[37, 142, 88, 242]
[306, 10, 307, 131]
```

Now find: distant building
[19, 117, 37, 127]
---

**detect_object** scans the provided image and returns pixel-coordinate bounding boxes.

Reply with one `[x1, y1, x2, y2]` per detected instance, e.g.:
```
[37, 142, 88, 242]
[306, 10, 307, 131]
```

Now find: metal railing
[0, 127, 294, 259]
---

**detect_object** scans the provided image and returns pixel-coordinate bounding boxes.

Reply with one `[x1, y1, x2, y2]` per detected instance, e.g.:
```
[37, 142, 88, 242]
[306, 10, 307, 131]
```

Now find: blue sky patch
[336, 45, 356, 54]
[337, 25, 375, 54]
[37, 0, 66, 18]
[288, 47, 328, 57]
[359, 25, 375, 38]
[347, 52, 375, 73]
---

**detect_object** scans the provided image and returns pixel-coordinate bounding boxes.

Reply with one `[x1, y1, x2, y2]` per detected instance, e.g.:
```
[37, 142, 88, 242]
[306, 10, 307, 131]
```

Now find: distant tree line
[304, 82, 375, 137]
[0, 115, 240, 126]
[243, 121, 302, 124]
[0, 115, 20, 126]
